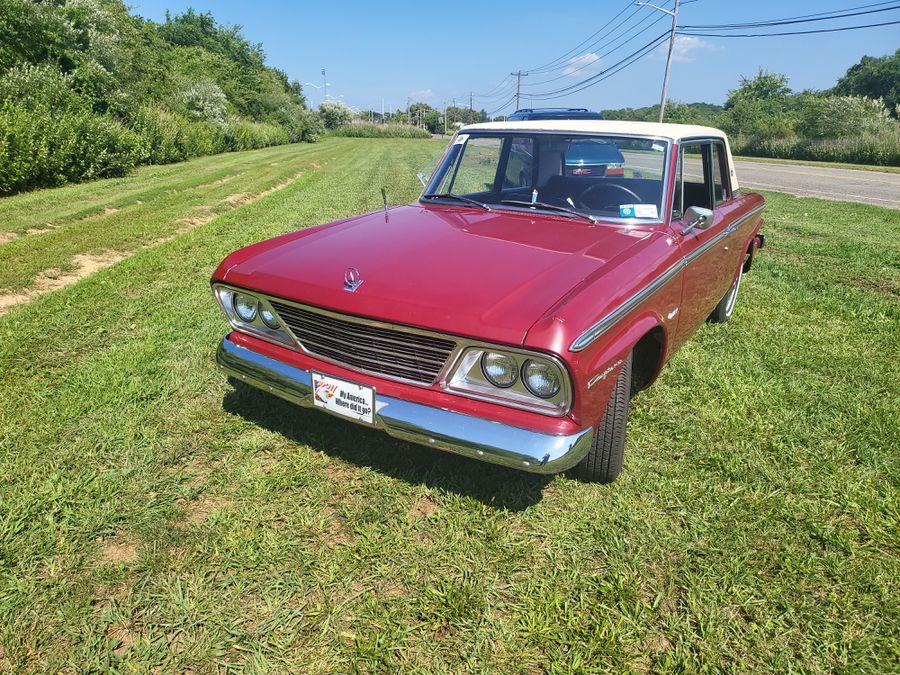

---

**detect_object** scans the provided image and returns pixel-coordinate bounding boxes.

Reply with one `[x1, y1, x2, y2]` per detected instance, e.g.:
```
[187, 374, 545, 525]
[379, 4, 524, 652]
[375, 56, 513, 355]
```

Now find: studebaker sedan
[212, 120, 765, 483]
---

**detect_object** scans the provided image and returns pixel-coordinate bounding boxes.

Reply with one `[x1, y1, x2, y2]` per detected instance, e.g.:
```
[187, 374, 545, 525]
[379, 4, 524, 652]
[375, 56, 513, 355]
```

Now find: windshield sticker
[619, 204, 659, 219]
[652, 143, 666, 152]
[453, 134, 469, 145]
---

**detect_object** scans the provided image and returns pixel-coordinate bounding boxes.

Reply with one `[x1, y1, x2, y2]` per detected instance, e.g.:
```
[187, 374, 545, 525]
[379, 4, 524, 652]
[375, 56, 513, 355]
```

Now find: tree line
[601, 51, 900, 166]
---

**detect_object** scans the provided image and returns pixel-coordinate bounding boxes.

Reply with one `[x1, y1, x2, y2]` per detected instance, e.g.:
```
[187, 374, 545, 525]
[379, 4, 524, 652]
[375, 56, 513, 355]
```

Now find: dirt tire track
[0, 171, 305, 316]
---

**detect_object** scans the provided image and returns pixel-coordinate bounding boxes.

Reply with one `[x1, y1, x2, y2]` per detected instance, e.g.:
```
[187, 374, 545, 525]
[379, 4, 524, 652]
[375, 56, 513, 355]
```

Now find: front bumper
[216, 336, 593, 474]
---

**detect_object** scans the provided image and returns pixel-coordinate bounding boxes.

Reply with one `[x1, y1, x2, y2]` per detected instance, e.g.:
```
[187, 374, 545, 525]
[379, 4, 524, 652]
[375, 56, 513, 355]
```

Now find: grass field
[0, 137, 898, 672]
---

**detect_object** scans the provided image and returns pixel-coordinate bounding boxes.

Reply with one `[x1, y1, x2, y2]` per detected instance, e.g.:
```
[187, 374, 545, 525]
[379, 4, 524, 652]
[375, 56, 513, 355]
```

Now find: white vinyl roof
[460, 119, 728, 141]
[458, 120, 740, 191]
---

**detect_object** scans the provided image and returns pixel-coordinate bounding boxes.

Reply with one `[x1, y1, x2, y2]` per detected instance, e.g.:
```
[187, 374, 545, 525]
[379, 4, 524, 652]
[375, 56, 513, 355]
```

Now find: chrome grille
[269, 301, 457, 384]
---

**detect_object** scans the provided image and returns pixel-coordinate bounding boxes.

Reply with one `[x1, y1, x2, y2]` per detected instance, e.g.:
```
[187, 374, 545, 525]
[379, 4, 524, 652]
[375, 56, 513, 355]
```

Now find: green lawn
[0, 138, 898, 672]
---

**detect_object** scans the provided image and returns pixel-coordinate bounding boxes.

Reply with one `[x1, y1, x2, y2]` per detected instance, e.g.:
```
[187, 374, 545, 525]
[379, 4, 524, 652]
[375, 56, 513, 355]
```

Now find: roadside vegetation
[602, 51, 900, 166]
[329, 122, 432, 139]
[0, 137, 897, 671]
[0, 1, 322, 195]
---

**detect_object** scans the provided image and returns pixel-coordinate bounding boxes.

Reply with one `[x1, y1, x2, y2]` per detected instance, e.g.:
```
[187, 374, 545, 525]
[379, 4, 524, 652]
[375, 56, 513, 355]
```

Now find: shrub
[318, 101, 353, 129]
[223, 118, 289, 151]
[731, 128, 900, 166]
[795, 95, 890, 138]
[0, 64, 142, 193]
[329, 122, 431, 139]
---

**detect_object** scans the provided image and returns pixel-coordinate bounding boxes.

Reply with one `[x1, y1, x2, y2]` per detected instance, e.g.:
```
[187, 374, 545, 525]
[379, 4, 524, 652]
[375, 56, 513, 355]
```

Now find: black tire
[708, 271, 742, 324]
[574, 352, 632, 483]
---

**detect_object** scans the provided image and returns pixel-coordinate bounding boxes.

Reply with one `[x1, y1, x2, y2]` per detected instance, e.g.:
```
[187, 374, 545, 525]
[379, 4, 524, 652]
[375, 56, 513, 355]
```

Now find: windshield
[423, 132, 669, 221]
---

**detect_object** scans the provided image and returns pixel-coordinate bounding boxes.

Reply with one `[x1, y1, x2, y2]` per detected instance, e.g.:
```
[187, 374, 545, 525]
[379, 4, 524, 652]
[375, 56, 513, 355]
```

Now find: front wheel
[573, 353, 632, 483]
[708, 272, 742, 324]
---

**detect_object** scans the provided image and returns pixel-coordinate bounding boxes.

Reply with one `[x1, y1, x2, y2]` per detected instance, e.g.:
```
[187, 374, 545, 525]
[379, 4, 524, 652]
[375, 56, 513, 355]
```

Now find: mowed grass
[0, 138, 898, 671]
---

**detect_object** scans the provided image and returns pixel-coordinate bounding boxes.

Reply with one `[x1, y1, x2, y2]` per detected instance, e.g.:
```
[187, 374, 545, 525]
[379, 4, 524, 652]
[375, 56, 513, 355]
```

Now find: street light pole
[636, 0, 680, 123]
[321, 68, 328, 102]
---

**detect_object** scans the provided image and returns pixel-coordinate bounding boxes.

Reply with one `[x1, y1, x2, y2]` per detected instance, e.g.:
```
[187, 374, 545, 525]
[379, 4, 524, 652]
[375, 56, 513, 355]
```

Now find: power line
[680, 18, 900, 37]
[476, 75, 514, 98]
[682, 1, 900, 29]
[524, 0, 635, 74]
[527, 32, 671, 100]
[524, 8, 672, 87]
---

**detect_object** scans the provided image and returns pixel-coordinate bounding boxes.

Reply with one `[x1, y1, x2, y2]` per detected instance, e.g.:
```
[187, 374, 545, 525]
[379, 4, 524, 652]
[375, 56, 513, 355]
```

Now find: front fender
[573, 312, 669, 425]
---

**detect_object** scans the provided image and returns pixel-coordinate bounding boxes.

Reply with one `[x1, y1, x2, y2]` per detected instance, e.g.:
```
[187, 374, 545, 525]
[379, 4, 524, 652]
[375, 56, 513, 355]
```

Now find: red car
[212, 121, 765, 483]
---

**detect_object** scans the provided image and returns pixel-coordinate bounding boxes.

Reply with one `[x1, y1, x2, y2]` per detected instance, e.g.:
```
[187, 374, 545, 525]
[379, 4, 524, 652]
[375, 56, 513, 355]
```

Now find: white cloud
[409, 88, 435, 100]
[655, 36, 716, 63]
[563, 52, 600, 76]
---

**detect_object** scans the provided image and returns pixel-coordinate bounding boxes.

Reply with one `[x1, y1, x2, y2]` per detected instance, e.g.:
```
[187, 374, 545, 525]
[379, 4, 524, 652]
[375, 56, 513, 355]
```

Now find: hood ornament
[343, 267, 363, 293]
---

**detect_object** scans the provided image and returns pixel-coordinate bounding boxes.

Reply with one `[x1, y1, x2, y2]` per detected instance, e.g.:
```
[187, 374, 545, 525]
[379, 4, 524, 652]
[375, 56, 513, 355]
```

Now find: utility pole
[381, 98, 384, 124]
[636, 0, 680, 123]
[407, 97, 411, 125]
[510, 71, 527, 111]
[469, 91, 473, 111]
[321, 68, 327, 102]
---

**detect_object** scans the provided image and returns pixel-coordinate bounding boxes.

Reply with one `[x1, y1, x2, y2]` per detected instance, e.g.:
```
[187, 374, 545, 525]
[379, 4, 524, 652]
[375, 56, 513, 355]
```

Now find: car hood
[218, 203, 652, 346]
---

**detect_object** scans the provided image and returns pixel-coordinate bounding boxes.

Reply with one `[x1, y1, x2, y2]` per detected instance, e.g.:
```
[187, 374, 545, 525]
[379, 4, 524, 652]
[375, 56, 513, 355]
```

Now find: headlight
[443, 346, 570, 416]
[481, 352, 518, 388]
[233, 293, 258, 322]
[260, 307, 281, 329]
[522, 360, 561, 398]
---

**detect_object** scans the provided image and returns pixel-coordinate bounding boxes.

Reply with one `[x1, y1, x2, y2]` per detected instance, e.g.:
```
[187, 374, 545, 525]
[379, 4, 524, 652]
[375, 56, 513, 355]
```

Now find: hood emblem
[343, 267, 364, 293]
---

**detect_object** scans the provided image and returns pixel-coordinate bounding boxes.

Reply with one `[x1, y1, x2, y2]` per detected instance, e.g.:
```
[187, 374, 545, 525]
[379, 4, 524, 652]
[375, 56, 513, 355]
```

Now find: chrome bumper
[216, 336, 593, 474]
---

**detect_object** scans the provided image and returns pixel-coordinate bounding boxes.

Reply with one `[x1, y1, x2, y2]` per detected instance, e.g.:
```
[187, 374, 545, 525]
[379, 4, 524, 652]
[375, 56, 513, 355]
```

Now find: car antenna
[381, 187, 388, 215]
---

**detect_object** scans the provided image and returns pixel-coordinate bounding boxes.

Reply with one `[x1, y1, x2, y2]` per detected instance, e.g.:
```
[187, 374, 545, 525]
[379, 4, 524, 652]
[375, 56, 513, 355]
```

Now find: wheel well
[631, 327, 665, 396]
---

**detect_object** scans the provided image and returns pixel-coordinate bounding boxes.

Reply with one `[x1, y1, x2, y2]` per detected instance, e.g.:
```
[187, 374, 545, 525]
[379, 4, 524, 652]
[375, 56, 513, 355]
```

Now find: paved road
[733, 160, 900, 209]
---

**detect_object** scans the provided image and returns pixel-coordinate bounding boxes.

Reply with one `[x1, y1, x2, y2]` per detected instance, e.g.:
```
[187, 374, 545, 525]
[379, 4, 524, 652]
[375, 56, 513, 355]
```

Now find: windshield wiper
[499, 199, 597, 224]
[421, 193, 491, 211]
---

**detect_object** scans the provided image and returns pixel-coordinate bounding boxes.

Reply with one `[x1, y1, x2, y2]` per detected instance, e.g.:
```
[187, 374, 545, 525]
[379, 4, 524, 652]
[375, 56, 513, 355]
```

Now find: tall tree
[833, 50, 900, 116]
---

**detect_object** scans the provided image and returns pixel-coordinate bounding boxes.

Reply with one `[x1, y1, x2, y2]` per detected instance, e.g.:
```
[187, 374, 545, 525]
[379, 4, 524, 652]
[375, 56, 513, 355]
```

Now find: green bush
[0, 64, 142, 193]
[731, 130, 900, 166]
[318, 101, 353, 129]
[223, 118, 289, 151]
[795, 95, 890, 138]
[329, 123, 431, 139]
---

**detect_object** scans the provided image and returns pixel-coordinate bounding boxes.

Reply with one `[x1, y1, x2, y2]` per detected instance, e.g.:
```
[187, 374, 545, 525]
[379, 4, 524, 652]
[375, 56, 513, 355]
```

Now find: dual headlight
[481, 352, 561, 398]
[214, 285, 294, 346]
[445, 347, 570, 415]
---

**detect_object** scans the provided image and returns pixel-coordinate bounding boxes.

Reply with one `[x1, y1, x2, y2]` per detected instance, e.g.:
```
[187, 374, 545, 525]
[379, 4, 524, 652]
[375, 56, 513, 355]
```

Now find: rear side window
[712, 142, 730, 205]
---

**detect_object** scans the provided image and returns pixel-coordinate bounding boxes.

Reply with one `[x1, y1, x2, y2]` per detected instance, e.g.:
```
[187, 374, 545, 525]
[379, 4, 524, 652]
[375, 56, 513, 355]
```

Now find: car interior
[445, 134, 668, 216]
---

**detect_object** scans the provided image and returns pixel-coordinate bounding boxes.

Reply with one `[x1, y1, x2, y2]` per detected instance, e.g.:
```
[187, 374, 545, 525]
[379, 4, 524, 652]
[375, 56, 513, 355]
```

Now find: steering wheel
[577, 183, 643, 209]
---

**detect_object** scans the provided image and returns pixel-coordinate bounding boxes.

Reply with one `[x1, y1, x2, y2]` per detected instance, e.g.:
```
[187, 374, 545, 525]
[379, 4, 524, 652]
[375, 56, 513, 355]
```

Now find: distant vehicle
[565, 138, 626, 177]
[506, 108, 603, 121]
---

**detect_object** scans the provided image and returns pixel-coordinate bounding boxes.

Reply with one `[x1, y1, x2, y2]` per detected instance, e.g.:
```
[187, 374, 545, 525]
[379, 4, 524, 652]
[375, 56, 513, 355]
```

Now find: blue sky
[130, 0, 899, 115]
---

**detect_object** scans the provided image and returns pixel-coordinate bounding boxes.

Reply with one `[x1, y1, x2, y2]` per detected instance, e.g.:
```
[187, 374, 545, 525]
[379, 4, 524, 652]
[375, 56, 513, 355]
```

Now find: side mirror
[416, 172, 428, 188]
[681, 206, 713, 235]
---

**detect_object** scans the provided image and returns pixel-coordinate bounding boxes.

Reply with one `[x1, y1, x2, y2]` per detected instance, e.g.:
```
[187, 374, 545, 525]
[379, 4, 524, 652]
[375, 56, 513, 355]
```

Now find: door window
[677, 143, 712, 216]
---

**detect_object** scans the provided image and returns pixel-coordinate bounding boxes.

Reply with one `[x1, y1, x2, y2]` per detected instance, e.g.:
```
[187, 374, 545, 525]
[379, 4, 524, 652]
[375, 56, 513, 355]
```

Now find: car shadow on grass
[222, 384, 552, 511]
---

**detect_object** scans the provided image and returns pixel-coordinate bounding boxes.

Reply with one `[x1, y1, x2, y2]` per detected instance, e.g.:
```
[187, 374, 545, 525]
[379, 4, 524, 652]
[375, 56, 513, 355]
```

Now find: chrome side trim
[569, 203, 765, 352]
[217, 336, 593, 474]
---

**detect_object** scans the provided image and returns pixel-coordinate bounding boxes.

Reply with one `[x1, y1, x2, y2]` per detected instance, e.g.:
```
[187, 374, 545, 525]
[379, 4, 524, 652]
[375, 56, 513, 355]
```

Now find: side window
[440, 137, 502, 195]
[503, 137, 534, 189]
[712, 142, 729, 205]
[679, 142, 712, 212]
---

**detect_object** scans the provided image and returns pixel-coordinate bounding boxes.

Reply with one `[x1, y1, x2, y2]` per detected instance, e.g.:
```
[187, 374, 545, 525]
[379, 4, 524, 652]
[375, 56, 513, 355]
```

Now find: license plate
[311, 371, 375, 425]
